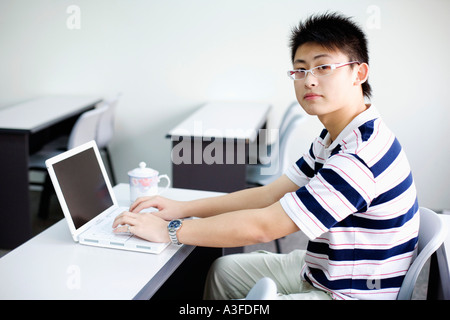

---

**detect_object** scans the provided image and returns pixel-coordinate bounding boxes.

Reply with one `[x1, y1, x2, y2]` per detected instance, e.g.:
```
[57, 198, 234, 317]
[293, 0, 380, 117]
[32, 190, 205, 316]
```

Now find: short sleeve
[284, 142, 316, 188]
[280, 153, 376, 240]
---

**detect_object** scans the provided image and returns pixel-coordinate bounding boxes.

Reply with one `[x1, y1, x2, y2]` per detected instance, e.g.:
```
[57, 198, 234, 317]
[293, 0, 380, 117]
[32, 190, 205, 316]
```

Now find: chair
[397, 207, 448, 300]
[247, 101, 304, 186]
[246, 101, 304, 253]
[245, 277, 278, 300]
[29, 105, 108, 219]
[95, 94, 121, 185]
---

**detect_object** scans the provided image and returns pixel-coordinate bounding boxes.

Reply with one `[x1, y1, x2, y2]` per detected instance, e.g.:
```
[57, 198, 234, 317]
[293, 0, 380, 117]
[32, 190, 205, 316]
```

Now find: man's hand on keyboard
[112, 211, 170, 243]
[129, 196, 186, 221]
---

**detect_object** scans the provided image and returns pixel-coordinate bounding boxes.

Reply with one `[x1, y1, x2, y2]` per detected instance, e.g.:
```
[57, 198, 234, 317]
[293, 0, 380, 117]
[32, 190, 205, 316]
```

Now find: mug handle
[157, 174, 171, 195]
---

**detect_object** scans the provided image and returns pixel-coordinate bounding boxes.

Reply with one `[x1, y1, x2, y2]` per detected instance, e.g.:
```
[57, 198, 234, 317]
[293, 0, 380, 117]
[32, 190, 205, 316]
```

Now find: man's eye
[317, 65, 331, 71]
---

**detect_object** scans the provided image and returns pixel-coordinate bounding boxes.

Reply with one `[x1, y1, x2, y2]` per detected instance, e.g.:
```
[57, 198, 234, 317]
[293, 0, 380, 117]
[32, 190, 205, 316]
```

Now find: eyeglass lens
[290, 65, 333, 80]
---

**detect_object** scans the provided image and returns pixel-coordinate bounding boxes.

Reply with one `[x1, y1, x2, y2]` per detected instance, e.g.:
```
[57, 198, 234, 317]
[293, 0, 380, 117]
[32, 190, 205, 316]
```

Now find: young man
[113, 12, 419, 300]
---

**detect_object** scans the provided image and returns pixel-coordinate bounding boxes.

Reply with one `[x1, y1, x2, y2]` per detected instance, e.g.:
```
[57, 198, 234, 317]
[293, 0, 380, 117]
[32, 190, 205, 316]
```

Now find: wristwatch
[167, 219, 183, 245]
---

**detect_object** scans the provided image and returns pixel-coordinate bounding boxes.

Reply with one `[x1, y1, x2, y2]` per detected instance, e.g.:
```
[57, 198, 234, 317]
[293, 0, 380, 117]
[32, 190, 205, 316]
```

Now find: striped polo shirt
[280, 105, 419, 300]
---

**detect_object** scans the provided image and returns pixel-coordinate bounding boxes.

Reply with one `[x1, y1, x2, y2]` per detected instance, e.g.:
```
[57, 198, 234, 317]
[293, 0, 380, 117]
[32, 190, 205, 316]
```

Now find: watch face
[169, 220, 181, 229]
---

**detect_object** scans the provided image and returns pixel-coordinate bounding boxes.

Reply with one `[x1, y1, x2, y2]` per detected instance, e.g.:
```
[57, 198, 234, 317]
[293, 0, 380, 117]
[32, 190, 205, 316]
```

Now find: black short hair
[290, 12, 372, 99]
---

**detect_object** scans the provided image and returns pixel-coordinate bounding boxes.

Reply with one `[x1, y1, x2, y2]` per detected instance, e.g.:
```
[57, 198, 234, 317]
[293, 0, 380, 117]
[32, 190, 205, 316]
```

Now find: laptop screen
[52, 147, 114, 229]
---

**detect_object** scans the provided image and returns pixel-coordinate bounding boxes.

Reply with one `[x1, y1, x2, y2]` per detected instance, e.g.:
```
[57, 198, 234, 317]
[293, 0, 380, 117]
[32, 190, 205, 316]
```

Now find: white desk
[0, 184, 224, 300]
[0, 96, 102, 133]
[167, 102, 271, 193]
[0, 96, 102, 249]
[168, 101, 271, 142]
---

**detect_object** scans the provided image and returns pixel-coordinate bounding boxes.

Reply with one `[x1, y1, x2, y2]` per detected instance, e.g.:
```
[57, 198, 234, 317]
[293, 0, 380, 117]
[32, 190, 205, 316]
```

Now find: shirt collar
[326, 105, 380, 151]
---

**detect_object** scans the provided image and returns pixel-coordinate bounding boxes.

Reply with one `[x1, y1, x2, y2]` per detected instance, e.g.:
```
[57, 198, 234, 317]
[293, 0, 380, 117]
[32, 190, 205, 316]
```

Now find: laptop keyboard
[81, 209, 133, 242]
[87, 225, 132, 242]
[79, 207, 171, 254]
[81, 207, 161, 244]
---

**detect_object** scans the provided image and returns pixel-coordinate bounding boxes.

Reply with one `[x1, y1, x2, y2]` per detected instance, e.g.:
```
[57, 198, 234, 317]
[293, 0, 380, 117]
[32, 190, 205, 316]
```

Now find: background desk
[0, 184, 224, 300]
[0, 96, 101, 249]
[167, 102, 271, 193]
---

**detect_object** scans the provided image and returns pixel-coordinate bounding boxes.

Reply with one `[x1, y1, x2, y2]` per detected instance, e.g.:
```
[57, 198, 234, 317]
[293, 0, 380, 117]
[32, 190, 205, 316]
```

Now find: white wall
[1, 0, 449, 210]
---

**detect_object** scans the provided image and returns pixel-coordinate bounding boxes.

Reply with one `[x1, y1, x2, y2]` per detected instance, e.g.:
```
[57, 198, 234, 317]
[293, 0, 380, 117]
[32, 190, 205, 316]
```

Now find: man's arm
[113, 175, 301, 245]
[114, 196, 300, 247]
[182, 174, 299, 218]
[129, 174, 299, 220]
[177, 201, 300, 247]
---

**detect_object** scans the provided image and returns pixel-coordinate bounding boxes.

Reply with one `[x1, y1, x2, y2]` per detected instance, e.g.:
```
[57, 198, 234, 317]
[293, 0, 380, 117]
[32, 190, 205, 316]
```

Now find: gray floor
[0, 190, 429, 299]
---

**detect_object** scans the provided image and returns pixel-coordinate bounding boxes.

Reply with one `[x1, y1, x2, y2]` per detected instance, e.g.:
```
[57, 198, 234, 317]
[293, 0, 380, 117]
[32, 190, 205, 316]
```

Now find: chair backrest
[96, 94, 120, 149]
[245, 277, 278, 300]
[397, 207, 448, 300]
[67, 105, 108, 149]
[274, 101, 305, 165]
[279, 101, 302, 135]
[257, 103, 304, 181]
[279, 114, 304, 175]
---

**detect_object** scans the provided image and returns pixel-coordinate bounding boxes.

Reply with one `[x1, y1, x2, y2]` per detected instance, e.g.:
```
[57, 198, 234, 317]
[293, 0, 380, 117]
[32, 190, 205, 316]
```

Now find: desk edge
[133, 244, 196, 300]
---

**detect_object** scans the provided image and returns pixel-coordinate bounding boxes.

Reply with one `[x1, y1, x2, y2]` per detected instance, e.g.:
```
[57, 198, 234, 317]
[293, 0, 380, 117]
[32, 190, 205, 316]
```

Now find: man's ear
[354, 63, 369, 85]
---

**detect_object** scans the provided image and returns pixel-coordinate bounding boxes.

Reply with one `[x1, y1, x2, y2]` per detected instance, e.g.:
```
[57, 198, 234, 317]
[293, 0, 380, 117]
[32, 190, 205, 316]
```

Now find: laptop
[45, 140, 170, 254]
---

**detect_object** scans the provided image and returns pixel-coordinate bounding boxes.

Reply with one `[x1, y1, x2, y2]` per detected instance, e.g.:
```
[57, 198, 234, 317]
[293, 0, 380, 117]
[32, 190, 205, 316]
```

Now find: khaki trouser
[203, 249, 332, 300]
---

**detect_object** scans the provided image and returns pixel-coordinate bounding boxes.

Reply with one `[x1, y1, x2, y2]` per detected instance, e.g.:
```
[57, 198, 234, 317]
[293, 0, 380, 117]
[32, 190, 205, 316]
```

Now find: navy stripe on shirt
[296, 157, 315, 178]
[371, 172, 414, 207]
[305, 269, 406, 291]
[319, 168, 368, 211]
[295, 186, 338, 229]
[336, 198, 419, 230]
[306, 236, 418, 262]
[371, 138, 402, 178]
[358, 119, 376, 142]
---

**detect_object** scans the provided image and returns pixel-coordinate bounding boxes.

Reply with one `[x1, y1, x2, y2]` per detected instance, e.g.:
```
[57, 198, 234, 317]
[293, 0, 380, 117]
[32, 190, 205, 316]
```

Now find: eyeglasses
[287, 61, 360, 80]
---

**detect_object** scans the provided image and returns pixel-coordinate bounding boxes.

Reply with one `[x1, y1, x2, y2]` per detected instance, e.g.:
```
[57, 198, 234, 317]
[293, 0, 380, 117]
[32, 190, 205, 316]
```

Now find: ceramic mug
[128, 162, 171, 202]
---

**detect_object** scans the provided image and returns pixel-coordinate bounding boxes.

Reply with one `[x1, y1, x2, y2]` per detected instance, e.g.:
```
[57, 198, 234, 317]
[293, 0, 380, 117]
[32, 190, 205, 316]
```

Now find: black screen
[52, 147, 114, 229]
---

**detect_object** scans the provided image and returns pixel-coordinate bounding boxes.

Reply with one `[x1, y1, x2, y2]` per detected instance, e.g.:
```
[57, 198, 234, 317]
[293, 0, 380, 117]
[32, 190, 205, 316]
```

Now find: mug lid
[128, 162, 158, 178]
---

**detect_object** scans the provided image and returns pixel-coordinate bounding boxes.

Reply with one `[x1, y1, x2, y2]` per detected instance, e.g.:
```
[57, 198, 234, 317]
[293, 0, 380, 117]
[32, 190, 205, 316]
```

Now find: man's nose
[304, 71, 318, 87]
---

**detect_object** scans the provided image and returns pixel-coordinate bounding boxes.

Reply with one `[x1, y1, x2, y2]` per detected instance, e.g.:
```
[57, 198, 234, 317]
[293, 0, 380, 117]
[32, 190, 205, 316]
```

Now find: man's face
[292, 42, 360, 119]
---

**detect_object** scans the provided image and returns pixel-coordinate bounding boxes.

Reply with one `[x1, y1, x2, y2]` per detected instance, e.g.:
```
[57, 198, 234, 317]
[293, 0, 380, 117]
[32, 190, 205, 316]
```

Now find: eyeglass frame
[287, 61, 360, 80]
